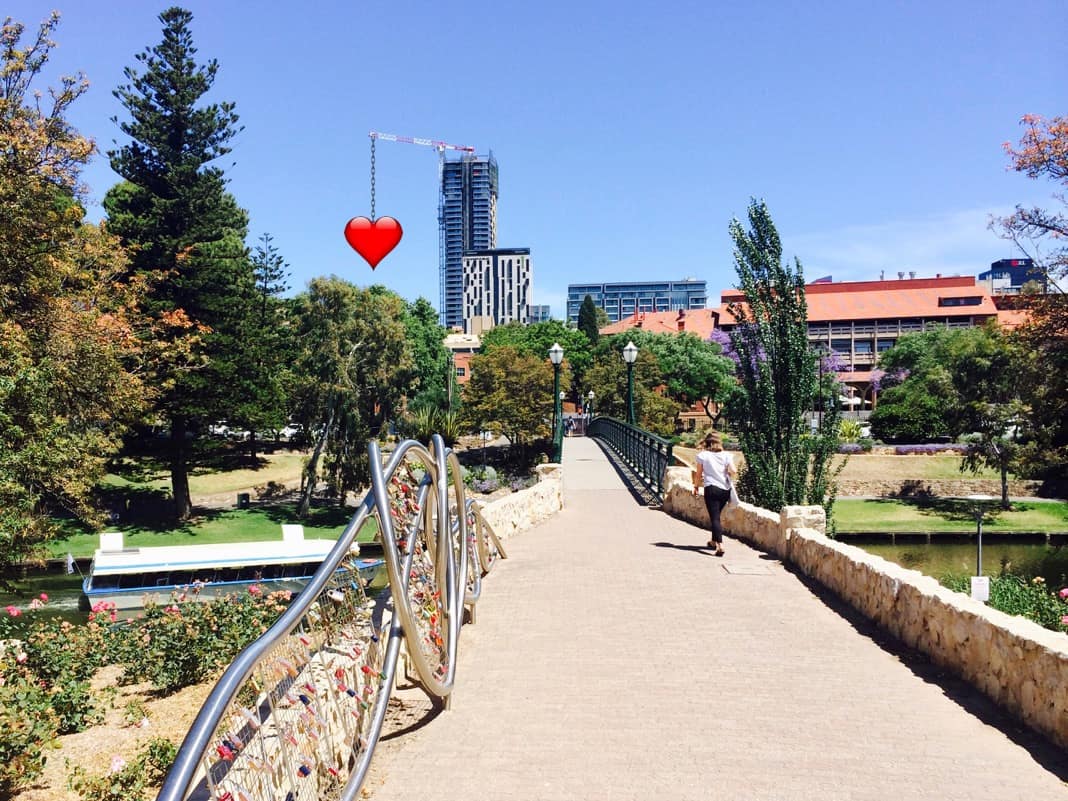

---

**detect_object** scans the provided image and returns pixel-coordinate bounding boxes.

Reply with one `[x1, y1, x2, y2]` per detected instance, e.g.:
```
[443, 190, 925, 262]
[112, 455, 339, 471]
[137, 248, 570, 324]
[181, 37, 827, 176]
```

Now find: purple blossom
[893, 444, 970, 455]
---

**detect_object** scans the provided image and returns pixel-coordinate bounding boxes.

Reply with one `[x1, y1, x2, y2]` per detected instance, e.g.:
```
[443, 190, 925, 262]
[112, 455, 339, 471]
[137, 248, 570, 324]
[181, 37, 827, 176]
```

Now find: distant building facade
[462, 248, 532, 333]
[716, 274, 1005, 408]
[567, 279, 707, 325]
[441, 154, 498, 329]
[978, 258, 1044, 294]
[528, 304, 551, 322]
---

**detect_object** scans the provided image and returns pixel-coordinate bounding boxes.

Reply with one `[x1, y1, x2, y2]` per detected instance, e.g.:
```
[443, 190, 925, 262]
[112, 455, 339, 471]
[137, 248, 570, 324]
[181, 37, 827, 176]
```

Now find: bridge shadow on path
[584, 436, 661, 506]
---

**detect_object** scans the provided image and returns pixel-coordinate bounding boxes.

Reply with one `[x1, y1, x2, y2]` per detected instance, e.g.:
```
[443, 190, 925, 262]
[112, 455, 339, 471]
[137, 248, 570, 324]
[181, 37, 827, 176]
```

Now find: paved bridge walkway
[367, 438, 1066, 800]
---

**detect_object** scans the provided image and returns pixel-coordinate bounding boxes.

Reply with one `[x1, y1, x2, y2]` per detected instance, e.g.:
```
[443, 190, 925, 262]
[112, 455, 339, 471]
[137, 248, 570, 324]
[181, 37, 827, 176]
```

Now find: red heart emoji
[344, 216, 403, 269]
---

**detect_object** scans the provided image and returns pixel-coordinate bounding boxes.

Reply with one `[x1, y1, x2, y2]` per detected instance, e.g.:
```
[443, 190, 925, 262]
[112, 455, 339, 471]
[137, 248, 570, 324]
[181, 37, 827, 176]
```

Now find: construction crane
[369, 131, 476, 325]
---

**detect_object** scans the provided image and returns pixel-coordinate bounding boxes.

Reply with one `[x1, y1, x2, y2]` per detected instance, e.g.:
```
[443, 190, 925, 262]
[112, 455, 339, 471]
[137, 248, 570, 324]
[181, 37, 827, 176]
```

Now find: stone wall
[661, 466, 1068, 750]
[477, 463, 563, 540]
[837, 478, 1042, 498]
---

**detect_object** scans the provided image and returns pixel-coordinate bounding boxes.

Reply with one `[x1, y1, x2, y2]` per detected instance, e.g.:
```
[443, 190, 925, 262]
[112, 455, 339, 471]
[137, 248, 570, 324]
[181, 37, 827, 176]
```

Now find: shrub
[942, 574, 1068, 632]
[110, 589, 290, 693]
[894, 443, 970, 455]
[68, 737, 177, 801]
[837, 443, 863, 454]
[839, 419, 863, 443]
[857, 438, 875, 452]
[0, 668, 59, 794]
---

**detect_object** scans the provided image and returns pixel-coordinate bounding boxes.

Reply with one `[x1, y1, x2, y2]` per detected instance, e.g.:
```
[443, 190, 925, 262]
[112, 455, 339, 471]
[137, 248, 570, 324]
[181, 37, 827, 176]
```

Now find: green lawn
[49, 504, 378, 559]
[833, 499, 1068, 533]
[102, 451, 306, 495]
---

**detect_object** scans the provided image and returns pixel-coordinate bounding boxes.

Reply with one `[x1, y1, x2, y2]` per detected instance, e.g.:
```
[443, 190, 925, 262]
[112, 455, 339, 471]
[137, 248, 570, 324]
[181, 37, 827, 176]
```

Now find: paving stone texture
[366, 437, 1067, 800]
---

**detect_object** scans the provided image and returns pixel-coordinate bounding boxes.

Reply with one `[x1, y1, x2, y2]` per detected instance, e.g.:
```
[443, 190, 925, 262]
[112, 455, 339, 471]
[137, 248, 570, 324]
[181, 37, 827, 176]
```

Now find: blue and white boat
[81, 527, 382, 612]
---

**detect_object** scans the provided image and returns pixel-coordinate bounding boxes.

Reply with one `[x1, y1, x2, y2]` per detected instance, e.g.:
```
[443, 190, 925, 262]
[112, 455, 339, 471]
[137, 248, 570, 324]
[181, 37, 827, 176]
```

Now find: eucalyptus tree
[0, 13, 149, 566]
[724, 200, 841, 515]
[105, 6, 251, 519]
[290, 279, 411, 516]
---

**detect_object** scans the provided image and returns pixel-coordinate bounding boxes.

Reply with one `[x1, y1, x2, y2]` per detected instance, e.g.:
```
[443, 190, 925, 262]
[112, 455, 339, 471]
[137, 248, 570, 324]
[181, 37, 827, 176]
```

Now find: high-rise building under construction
[440, 154, 498, 329]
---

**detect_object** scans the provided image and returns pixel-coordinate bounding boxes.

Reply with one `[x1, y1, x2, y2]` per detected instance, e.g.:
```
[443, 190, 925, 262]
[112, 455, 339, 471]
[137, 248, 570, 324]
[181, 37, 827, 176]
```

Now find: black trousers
[703, 485, 730, 543]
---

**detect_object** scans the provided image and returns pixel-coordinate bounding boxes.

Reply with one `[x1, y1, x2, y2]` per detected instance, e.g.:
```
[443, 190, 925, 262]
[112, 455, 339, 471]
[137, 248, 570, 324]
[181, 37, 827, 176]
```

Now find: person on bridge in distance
[692, 431, 737, 557]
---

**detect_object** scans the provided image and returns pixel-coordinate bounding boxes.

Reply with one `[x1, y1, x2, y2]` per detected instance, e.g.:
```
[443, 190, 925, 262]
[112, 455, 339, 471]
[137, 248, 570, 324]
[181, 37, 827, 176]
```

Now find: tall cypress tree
[577, 294, 600, 343]
[725, 199, 842, 520]
[105, 6, 251, 520]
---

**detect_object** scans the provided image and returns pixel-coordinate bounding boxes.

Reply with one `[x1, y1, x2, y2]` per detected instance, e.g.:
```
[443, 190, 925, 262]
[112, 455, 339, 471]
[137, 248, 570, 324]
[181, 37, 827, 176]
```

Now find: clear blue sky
[9, 1, 1066, 316]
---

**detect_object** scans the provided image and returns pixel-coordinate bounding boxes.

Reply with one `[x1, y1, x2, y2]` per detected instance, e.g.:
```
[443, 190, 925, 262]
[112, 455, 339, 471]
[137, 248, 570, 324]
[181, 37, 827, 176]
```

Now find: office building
[978, 258, 1044, 294]
[567, 280, 707, 325]
[441, 154, 498, 329]
[462, 248, 532, 333]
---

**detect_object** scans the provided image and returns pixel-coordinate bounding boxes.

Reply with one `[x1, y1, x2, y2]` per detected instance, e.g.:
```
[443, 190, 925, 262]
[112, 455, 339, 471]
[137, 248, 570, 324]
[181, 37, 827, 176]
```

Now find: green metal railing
[588, 417, 674, 502]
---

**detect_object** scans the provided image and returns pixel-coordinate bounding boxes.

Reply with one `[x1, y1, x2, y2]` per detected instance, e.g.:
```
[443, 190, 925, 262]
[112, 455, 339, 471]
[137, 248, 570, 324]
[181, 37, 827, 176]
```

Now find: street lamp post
[587, 389, 595, 421]
[549, 342, 564, 434]
[623, 340, 638, 426]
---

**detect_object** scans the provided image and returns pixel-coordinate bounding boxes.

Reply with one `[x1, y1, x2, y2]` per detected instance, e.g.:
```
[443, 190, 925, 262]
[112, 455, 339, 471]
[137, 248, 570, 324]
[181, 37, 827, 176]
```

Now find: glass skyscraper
[441, 154, 498, 329]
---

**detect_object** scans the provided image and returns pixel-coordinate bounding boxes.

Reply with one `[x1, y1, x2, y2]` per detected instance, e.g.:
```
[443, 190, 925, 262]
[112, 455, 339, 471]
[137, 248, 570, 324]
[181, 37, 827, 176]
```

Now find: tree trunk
[1000, 458, 1011, 510]
[297, 404, 335, 519]
[170, 416, 192, 521]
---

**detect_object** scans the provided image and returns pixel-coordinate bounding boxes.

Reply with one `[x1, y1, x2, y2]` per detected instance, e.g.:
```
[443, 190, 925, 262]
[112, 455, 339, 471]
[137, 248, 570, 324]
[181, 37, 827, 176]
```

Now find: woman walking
[692, 431, 737, 556]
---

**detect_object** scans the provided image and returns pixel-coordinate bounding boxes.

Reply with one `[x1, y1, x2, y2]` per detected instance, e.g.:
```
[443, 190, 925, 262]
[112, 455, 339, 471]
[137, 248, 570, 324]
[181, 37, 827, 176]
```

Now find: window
[853, 340, 873, 354]
[455, 367, 466, 377]
[938, 296, 982, 307]
[831, 338, 851, 354]
[877, 339, 895, 353]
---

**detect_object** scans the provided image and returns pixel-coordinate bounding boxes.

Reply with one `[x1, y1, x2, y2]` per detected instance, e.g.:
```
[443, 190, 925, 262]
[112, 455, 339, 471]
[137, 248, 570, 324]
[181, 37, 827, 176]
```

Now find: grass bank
[833, 498, 1068, 534]
[49, 504, 377, 559]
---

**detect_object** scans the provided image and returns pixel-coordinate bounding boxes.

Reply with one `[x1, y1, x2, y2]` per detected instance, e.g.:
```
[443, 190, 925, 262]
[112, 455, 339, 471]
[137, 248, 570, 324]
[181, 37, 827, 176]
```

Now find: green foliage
[584, 338, 681, 431]
[723, 200, 842, 516]
[942, 574, 1068, 633]
[402, 407, 463, 446]
[480, 321, 592, 394]
[839, 419, 862, 442]
[0, 667, 58, 794]
[0, 13, 150, 567]
[105, 7, 251, 520]
[290, 280, 413, 515]
[462, 346, 558, 448]
[402, 297, 451, 411]
[872, 324, 1027, 507]
[112, 589, 290, 693]
[577, 294, 600, 344]
[68, 737, 177, 801]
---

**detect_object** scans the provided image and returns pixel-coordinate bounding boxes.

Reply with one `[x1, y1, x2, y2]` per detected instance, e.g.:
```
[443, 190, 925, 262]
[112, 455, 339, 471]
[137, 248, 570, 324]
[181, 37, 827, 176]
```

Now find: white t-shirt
[696, 449, 734, 491]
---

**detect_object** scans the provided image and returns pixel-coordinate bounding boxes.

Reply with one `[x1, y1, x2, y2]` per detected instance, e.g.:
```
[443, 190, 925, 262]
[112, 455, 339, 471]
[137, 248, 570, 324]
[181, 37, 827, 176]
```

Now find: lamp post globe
[622, 341, 638, 425]
[548, 343, 564, 434]
[587, 389, 595, 419]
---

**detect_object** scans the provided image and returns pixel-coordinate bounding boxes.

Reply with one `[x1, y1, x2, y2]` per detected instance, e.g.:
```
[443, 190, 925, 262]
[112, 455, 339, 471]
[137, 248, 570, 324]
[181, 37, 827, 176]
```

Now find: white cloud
[789, 207, 1025, 282]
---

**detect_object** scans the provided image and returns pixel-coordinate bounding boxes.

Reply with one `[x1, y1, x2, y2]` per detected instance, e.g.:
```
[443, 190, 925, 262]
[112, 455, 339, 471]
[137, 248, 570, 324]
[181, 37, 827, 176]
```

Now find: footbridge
[159, 435, 1067, 801]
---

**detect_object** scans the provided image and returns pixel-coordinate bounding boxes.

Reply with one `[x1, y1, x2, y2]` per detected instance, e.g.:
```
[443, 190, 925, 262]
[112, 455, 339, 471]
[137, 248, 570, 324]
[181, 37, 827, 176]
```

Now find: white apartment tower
[462, 248, 532, 333]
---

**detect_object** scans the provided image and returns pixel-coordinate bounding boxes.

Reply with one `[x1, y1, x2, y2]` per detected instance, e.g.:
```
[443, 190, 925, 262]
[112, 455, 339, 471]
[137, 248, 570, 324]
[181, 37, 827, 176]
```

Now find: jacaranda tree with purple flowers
[724, 200, 842, 520]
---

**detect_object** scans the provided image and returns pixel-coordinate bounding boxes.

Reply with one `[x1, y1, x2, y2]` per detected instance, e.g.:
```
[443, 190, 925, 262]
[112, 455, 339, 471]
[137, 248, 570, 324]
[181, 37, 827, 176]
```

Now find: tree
[577, 294, 600, 344]
[872, 324, 1027, 507]
[480, 320, 592, 397]
[290, 279, 412, 516]
[992, 115, 1068, 487]
[0, 13, 149, 567]
[724, 200, 841, 515]
[584, 339, 680, 436]
[228, 233, 292, 459]
[609, 330, 734, 423]
[105, 7, 251, 520]
[461, 346, 559, 450]
[402, 297, 450, 411]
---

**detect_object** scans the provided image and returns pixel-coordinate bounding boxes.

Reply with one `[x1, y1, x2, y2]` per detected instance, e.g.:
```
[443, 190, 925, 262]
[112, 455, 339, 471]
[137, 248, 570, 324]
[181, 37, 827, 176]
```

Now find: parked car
[279, 423, 303, 441]
[208, 421, 230, 437]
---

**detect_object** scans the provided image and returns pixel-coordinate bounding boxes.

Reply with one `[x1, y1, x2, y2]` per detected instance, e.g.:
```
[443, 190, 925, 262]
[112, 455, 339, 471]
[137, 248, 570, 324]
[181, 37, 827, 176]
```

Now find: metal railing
[588, 417, 674, 501]
[157, 434, 506, 801]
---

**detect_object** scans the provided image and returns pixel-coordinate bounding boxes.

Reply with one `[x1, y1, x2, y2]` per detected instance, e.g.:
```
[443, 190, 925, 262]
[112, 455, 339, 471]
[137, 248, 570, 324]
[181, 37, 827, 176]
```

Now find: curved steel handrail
[157, 435, 506, 801]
